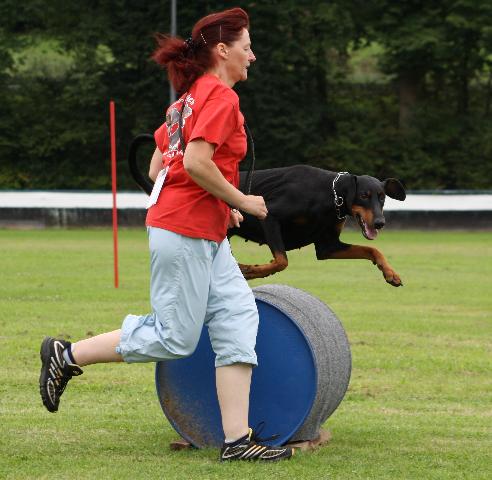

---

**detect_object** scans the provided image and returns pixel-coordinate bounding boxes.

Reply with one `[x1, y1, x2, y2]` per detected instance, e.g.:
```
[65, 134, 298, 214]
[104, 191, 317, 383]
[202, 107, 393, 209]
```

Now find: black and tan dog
[230, 165, 405, 286]
[129, 135, 406, 287]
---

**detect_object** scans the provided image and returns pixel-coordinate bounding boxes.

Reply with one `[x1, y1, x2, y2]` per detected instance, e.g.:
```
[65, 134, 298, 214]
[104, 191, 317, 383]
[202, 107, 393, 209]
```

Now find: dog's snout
[374, 219, 385, 230]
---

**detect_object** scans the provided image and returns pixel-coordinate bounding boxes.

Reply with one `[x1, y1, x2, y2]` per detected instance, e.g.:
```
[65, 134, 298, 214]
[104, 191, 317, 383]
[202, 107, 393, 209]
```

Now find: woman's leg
[207, 236, 293, 461]
[216, 363, 252, 441]
[39, 228, 210, 414]
[72, 228, 212, 368]
[71, 329, 123, 367]
[39, 329, 124, 412]
[205, 238, 259, 441]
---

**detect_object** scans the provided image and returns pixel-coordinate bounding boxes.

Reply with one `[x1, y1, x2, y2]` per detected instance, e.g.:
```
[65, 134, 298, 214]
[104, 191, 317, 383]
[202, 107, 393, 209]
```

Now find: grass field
[0, 228, 491, 480]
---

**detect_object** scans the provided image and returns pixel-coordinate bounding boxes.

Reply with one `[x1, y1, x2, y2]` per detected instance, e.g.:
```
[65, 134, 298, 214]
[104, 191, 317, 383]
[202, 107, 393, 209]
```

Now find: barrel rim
[253, 296, 318, 444]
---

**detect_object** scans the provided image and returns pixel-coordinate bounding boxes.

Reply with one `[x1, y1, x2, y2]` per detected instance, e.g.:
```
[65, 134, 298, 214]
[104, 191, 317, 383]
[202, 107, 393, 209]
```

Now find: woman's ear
[383, 178, 406, 201]
[216, 42, 228, 59]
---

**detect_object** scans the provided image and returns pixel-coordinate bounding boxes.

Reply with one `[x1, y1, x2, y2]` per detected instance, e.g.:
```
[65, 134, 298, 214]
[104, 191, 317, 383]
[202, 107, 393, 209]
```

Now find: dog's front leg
[238, 216, 288, 280]
[319, 244, 403, 287]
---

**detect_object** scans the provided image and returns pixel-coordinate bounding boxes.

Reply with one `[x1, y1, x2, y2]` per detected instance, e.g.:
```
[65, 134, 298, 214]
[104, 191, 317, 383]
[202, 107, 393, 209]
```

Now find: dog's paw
[243, 271, 258, 280]
[239, 263, 263, 280]
[238, 263, 252, 273]
[239, 263, 276, 280]
[377, 263, 402, 287]
[384, 270, 403, 287]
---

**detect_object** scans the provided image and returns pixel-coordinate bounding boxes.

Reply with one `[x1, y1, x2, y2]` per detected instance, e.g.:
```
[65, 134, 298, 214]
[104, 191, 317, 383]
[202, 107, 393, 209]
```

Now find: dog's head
[338, 174, 406, 240]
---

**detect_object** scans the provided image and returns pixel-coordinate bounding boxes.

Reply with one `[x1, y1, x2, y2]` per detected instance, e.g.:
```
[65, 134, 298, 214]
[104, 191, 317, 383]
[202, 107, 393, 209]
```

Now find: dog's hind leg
[238, 216, 289, 280]
[238, 250, 288, 280]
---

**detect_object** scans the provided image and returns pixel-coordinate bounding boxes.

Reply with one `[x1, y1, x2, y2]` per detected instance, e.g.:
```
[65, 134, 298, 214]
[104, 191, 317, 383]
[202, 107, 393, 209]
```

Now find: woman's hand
[238, 195, 268, 220]
[228, 209, 244, 228]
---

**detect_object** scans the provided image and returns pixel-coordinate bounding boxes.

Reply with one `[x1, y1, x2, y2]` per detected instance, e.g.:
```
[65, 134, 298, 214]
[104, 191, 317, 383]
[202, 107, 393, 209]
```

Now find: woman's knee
[208, 307, 259, 367]
[164, 333, 201, 358]
[158, 313, 203, 358]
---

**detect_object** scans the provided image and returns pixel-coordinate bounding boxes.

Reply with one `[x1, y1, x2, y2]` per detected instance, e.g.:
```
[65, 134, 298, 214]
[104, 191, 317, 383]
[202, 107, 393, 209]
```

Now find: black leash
[243, 121, 255, 195]
[177, 97, 187, 156]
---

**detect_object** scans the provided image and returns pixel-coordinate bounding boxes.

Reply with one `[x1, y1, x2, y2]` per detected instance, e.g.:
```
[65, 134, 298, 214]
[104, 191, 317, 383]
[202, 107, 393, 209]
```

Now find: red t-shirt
[146, 74, 247, 243]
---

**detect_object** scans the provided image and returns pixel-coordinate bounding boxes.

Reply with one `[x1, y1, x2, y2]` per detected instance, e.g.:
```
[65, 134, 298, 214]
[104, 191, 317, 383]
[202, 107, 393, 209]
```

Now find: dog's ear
[383, 178, 406, 201]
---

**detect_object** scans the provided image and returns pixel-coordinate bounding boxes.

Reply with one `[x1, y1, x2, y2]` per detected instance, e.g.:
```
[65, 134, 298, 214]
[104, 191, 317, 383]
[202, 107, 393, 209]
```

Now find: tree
[1, 0, 491, 190]
[356, 0, 492, 127]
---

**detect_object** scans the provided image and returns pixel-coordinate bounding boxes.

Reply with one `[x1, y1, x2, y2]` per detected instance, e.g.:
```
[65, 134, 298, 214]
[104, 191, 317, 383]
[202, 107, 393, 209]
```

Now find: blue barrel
[155, 284, 351, 448]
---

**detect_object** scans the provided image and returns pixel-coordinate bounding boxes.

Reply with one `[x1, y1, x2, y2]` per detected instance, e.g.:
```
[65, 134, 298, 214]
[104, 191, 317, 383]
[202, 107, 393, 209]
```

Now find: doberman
[229, 165, 406, 287]
[128, 135, 406, 287]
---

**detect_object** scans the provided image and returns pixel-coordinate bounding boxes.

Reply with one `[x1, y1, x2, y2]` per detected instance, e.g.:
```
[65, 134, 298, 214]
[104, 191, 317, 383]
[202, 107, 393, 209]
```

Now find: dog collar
[333, 171, 349, 220]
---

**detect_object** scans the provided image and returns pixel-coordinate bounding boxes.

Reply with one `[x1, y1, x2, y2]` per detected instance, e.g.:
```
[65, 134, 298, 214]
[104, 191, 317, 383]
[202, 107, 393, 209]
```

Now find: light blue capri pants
[116, 227, 259, 367]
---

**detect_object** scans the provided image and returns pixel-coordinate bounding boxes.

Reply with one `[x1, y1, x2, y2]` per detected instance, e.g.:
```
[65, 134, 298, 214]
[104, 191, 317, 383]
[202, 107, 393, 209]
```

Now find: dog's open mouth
[356, 214, 378, 240]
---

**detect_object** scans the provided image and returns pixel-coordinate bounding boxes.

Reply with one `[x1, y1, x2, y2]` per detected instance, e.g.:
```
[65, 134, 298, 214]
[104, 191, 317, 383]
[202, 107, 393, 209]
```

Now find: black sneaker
[39, 336, 83, 412]
[220, 425, 294, 462]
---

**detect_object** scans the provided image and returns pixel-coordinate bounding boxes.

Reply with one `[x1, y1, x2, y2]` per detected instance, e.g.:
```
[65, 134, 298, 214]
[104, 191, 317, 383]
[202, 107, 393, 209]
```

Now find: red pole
[110, 100, 119, 288]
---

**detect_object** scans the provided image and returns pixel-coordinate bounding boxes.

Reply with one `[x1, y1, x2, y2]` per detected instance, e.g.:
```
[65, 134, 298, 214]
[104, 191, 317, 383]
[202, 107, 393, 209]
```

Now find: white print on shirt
[165, 94, 194, 159]
[146, 166, 169, 209]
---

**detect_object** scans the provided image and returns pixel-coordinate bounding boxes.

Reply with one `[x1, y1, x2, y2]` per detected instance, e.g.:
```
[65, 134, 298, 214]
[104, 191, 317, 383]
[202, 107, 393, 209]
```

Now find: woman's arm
[148, 147, 163, 182]
[183, 139, 267, 219]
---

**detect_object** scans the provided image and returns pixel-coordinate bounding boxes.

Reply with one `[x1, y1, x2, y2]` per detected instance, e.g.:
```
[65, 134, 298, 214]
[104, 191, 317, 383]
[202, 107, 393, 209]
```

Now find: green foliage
[0, 1, 491, 190]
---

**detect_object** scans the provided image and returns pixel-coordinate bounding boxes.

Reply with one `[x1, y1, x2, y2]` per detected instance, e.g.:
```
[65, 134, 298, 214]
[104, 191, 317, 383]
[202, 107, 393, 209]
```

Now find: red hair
[152, 8, 250, 95]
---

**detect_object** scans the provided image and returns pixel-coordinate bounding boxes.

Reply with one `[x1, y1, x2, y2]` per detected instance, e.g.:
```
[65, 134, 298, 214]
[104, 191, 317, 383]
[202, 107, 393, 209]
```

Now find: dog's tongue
[365, 225, 378, 240]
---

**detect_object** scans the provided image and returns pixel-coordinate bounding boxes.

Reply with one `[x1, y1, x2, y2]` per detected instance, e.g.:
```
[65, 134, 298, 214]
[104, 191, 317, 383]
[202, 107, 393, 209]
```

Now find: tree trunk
[458, 74, 469, 115]
[457, 34, 472, 115]
[398, 70, 422, 131]
[484, 71, 492, 117]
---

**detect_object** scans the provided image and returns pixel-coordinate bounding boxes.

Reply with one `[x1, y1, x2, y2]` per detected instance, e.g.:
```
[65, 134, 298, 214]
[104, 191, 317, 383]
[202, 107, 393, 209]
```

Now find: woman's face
[226, 28, 256, 83]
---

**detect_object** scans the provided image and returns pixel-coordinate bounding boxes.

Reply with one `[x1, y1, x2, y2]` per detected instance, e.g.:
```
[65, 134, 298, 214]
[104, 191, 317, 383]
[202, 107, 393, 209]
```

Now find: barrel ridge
[253, 284, 351, 441]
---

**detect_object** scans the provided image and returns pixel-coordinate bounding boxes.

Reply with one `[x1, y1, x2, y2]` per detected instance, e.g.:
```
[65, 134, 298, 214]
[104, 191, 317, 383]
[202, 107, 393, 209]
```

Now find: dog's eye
[360, 192, 369, 200]
[379, 193, 385, 203]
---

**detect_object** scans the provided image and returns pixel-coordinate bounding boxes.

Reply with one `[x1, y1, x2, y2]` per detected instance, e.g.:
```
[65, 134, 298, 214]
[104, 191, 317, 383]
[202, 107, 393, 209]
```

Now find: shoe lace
[250, 421, 280, 444]
[58, 364, 82, 394]
[58, 372, 72, 394]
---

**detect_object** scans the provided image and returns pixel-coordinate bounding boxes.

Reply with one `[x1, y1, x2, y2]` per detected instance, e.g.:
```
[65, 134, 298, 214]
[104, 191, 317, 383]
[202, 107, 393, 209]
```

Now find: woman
[39, 7, 293, 462]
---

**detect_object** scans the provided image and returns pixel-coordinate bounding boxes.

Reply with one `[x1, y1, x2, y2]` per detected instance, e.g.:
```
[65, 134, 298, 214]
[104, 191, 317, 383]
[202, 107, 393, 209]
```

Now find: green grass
[0, 228, 491, 479]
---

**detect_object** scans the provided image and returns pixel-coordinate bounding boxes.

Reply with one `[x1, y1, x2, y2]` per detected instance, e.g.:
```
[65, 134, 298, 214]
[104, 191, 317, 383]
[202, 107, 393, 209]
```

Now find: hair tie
[184, 37, 196, 52]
